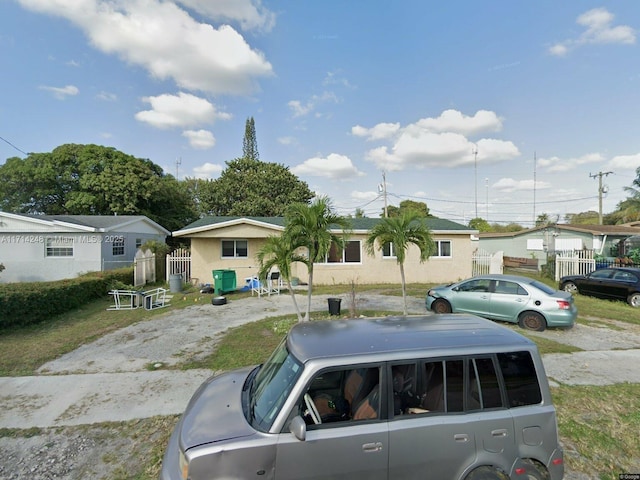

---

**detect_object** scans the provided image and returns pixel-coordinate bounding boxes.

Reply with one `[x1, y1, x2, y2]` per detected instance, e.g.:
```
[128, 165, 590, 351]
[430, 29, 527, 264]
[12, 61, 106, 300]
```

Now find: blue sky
[1, 1, 639, 226]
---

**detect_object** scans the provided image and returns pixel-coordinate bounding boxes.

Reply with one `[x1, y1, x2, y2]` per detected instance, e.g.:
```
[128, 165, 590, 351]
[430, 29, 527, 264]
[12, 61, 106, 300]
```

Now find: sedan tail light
[556, 299, 571, 310]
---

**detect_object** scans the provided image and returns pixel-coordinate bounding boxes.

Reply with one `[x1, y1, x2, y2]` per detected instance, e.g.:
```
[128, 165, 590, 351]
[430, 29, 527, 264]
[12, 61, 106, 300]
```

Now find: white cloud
[350, 190, 379, 201]
[415, 109, 503, 136]
[96, 91, 117, 101]
[277, 136, 296, 145]
[175, 0, 276, 32]
[360, 110, 519, 172]
[537, 153, 604, 173]
[18, 0, 273, 95]
[182, 129, 216, 149]
[192, 162, 223, 179]
[135, 92, 231, 129]
[608, 153, 640, 170]
[291, 153, 364, 179]
[38, 84, 79, 99]
[549, 8, 636, 56]
[351, 123, 400, 141]
[492, 178, 551, 193]
[287, 92, 339, 118]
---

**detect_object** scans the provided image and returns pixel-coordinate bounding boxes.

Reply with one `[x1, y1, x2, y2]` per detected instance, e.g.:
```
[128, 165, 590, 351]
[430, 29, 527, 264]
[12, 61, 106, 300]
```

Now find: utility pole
[533, 152, 537, 225]
[176, 157, 182, 180]
[472, 145, 478, 218]
[381, 171, 388, 218]
[590, 171, 613, 225]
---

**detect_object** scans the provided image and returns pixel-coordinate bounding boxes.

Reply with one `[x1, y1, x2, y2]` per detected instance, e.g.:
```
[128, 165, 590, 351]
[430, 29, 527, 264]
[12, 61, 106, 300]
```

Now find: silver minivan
[160, 315, 564, 480]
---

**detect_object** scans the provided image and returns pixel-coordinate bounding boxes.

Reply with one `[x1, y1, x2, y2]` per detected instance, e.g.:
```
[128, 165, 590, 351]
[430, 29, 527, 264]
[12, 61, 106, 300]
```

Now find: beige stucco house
[172, 216, 476, 286]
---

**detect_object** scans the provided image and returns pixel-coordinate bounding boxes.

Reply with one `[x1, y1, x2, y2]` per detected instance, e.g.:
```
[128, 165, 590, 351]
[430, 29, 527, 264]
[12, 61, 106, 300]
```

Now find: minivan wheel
[518, 312, 546, 332]
[432, 299, 452, 314]
[464, 466, 510, 480]
[562, 281, 577, 294]
[521, 459, 550, 480]
[628, 293, 640, 307]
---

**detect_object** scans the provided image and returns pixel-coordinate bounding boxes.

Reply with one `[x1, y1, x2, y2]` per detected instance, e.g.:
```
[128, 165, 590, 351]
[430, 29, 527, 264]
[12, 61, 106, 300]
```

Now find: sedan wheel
[562, 282, 578, 294]
[628, 293, 640, 308]
[432, 299, 452, 314]
[518, 312, 546, 332]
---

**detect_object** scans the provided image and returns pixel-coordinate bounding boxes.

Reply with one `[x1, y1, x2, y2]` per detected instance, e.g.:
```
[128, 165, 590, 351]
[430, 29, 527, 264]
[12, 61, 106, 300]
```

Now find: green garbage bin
[212, 269, 237, 295]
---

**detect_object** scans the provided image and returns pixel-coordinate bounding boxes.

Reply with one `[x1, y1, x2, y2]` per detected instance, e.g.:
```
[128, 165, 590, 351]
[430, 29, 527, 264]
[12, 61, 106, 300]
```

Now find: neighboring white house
[0, 213, 170, 283]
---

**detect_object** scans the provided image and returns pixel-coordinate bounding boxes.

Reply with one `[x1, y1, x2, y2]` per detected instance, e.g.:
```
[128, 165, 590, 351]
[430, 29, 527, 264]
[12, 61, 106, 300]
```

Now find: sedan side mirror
[289, 416, 307, 441]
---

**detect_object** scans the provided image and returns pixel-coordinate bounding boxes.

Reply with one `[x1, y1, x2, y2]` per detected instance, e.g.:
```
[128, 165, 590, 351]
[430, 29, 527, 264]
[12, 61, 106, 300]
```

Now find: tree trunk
[303, 268, 313, 322]
[286, 279, 304, 323]
[399, 263, 408, 316]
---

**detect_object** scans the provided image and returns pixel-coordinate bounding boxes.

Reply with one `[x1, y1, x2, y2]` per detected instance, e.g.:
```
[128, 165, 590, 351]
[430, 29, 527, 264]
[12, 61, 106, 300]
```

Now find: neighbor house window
[434, 240, 452, 257]
[323, 240, 361, 263]
[135, 238, 143, 249]
[112, 237, 125, 256]
[222, 239, 248, 258]
[46, 237, 73, 257]
[382, 242, 396, 258]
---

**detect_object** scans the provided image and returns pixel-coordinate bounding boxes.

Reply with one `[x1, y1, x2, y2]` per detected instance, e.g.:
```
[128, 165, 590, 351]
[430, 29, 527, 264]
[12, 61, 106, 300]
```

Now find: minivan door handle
[454, 434, 469, 442]
[362, 442, 383, 452]
[491, 428, 508, 437]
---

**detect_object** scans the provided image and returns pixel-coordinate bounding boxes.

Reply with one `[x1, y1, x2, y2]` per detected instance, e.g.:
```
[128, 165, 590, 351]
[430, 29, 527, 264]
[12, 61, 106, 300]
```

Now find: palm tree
[365, 212, 435, 315]
[256, 235, 308, 322]
[285, 196, 351, 322]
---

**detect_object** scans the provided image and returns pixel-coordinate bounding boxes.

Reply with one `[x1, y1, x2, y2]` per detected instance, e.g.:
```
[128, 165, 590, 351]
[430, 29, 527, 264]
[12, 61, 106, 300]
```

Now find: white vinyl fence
[554, 250, 595, 281]
[134, 249, 156, 286]
[166, 248, 191, 283]
[472, 249, 503, 276]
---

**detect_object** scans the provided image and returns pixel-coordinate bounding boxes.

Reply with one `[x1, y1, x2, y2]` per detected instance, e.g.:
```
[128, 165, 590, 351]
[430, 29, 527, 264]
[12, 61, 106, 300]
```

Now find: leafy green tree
[242, 116, 259, 161]
[385, 200, 431, 218]
[0, 144, 196, 230]
[535, 213, 551, 227]
[469, 217, 491, 232]
[256, 235, 308, 322]
[490, 223, 525, 233]
[365, 212, 435, 315]
[209, 157, 314, 216]
[564, 211, 598, 225]
[285, 196, 351, 322]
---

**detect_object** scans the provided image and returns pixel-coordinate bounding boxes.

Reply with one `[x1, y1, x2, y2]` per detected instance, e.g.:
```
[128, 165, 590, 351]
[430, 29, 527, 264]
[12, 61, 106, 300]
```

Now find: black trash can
[328, 297, 342, 315]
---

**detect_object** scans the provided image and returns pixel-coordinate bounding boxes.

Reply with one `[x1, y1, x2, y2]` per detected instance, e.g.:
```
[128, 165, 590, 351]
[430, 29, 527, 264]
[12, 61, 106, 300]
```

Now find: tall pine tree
[242, 117, 259, 161]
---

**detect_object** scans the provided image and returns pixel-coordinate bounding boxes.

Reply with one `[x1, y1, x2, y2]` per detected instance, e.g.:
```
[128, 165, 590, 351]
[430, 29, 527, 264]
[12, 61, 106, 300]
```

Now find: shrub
[0, 267, 133, 330]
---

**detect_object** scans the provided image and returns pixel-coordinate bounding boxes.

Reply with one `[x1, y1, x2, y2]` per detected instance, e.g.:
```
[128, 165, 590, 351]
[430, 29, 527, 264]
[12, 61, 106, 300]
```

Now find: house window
[135, 238, 143, 249]
[46, 237, 73, 257]
[382, 242, 396, 258]
[527, 239, 544, 251]
[222, 239, 248, 258]
[324, 241, 361, 263]
[434, 240, 451, 257]
[112, 237, 125, 256]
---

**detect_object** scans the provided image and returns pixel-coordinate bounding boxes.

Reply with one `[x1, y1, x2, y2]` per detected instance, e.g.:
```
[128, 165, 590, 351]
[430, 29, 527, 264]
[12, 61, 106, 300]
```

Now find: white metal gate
[555, 250, 595, 281]
[134, 249, 156, 286]
[166, 248, 191, 283]
[472, 249, 503, 276]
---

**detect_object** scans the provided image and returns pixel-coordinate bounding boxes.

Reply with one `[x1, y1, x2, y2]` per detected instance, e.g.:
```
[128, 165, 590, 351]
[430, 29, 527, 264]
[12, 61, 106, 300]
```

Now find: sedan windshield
[250, 338, 302, 431]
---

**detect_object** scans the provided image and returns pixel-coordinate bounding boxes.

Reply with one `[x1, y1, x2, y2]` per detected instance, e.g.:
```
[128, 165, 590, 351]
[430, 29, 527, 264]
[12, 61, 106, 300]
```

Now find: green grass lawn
[2, 279, 640, 479]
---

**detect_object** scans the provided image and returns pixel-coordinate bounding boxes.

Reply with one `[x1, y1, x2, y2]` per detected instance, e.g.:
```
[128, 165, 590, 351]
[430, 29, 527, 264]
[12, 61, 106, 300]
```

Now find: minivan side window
[299, 366, 382, 427]
[497, 351, 542, 407]
[469, 357, 502, 410]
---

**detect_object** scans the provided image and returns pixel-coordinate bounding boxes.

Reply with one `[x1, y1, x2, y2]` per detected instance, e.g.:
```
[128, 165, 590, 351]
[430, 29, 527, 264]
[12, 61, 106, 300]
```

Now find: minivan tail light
[556, 299, 571, 310]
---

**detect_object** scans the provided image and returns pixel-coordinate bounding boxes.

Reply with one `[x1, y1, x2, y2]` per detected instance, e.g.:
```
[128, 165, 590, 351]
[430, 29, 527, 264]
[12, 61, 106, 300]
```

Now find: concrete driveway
[1, 293, 640, 429]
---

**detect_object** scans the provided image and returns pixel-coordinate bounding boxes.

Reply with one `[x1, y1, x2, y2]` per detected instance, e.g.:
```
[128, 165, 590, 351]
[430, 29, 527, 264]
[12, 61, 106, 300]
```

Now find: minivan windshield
[249, 338, 302, 431]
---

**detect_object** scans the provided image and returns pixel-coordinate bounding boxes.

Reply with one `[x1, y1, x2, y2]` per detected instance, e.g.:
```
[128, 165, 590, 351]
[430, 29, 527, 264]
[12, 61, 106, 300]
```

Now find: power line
[0, 135, 28, 156]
